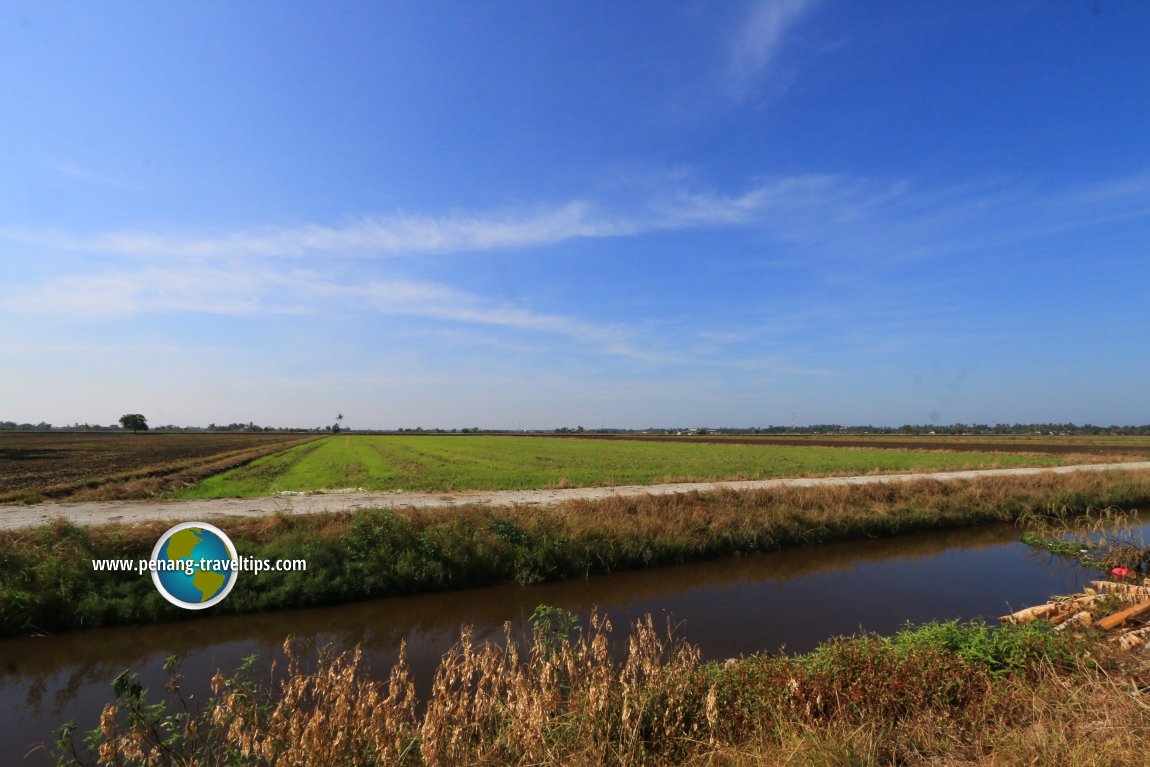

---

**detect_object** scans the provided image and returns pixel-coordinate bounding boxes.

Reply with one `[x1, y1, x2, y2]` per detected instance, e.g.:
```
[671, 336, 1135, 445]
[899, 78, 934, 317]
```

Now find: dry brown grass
[541, 468, 1150, 551]
[699, 682, 1148, 767]
[187, 612, 709, 767]
[70, 612, 1150, 767]
[210, 641, 418, 766]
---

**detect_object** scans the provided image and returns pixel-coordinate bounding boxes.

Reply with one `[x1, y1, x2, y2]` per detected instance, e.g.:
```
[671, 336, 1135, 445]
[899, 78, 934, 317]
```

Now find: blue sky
[2, 1, 1148, 429]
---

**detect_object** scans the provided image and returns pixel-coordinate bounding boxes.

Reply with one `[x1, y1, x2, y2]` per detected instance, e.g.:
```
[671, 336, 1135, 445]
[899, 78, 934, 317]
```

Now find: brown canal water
[1, 521, 1139, 764]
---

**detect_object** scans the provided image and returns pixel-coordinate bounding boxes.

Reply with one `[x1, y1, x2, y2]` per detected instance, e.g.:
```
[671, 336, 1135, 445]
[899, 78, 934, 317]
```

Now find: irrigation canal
[3, 520, 1145, 764]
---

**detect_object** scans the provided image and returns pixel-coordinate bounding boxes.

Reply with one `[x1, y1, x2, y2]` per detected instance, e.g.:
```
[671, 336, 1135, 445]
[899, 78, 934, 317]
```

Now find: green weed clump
[891, 619, 1080, 676]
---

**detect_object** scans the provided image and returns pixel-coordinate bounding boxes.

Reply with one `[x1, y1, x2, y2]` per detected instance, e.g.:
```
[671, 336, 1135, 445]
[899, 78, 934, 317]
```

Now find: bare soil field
[0, 432, 322, 504]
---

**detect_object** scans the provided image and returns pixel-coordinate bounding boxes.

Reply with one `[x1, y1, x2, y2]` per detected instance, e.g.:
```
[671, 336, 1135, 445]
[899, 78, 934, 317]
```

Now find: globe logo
[150, 522, 238, 609]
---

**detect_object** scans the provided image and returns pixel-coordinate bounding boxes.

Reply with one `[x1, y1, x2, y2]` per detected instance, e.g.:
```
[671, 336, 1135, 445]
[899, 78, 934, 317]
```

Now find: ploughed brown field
[0, 432, 321, 503]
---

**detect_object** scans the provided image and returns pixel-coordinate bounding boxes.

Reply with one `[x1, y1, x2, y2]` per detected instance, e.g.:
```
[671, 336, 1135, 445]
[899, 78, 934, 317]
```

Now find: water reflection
[2, 521, 1139, 764]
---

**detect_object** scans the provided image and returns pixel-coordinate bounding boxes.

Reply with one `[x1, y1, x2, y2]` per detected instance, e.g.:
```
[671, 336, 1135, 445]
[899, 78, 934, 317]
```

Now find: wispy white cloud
[660, 169, 1150, 265]
[6, 169, 1150, 270]
[0, 173, 886, 261]
[11, 169, 1122, 269]
[5, 167, 1150, 371]
[2, 264, 309, 319]
[1, 201, 636, 260]
[0, 340, 206, 356]
[649, 173, 876, 230]
[1, 261, 679, 363]
[728, 0, 818, 97]
[314, 276, 685, 364]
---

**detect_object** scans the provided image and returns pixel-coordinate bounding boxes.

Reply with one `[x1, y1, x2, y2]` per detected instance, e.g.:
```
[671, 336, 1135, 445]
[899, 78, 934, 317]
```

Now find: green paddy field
[176, 434, 1064, 498]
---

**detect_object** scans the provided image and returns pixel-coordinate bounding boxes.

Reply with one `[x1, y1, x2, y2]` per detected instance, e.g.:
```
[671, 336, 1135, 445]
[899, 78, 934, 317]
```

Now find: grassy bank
[55, 611, 1149, 766]
[175, 434, 1066, 497]
[4, 469, 1150, 637]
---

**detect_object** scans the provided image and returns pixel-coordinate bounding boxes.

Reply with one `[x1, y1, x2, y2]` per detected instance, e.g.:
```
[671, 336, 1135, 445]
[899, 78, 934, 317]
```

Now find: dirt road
[3, 462, 1149, 531]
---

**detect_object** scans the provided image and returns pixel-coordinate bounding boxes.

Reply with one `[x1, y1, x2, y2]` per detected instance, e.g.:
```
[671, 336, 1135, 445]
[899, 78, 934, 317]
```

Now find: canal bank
[6, 520, 1141, 765]
[5, 467, 1150, 638]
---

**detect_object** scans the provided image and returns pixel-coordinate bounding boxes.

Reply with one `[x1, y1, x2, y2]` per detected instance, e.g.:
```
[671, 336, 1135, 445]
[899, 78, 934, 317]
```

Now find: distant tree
[119, 414, 148, 433]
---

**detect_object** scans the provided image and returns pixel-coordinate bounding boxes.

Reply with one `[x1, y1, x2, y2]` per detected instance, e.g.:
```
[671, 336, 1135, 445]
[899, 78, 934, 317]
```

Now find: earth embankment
[3, 461, 1149, 531]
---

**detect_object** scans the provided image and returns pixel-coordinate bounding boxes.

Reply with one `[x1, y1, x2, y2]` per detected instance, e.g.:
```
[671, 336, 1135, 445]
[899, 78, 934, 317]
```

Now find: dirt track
[3, 462, 1149, 531]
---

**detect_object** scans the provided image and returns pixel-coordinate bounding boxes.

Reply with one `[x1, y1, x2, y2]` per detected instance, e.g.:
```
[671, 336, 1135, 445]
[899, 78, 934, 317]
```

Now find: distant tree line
[370, 423, 1150, 436]
[4, 421, 1150, 436]
[395, 427, 482, 433]
[0, 421, 319, 433]
[632, 423, 1150, 437]
[206, 422, 306, 433]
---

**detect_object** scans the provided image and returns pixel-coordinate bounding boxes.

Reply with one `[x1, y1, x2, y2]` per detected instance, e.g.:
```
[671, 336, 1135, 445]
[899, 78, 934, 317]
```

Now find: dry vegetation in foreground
[55, 610, 1150, 767]
[0, 433, 323, 504]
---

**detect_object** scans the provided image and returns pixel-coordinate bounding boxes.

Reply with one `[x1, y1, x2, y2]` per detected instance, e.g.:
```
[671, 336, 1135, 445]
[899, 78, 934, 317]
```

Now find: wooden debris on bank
[1000, 577, 1150, 651]
[1096, 599, 1150, 631]
[1089, 580, 1150, 600]
[1114, 626, 1150, 651]
[1002, 603, 1060, 623]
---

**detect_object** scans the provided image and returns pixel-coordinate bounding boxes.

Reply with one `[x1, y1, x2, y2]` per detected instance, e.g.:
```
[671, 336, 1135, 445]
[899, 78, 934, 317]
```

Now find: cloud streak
[728, 0, 818, 97]
[6, 169, 1150, 268]
[1, 261, 679, 363]
[1, 201, 637, 260]
[5, 168, 1150, 371]
[0, 173, 883, 261]
[2, 264, 312, 319]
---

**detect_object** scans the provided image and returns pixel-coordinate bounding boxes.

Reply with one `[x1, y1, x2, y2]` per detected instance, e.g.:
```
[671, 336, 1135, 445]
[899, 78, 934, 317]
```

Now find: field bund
[3, 461, 1150, 531]
[4, 463, 1150, 637]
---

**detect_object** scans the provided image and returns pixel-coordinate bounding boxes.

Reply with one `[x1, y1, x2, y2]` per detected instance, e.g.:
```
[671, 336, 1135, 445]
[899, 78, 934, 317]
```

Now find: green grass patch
[177, 435, 1065, 497]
